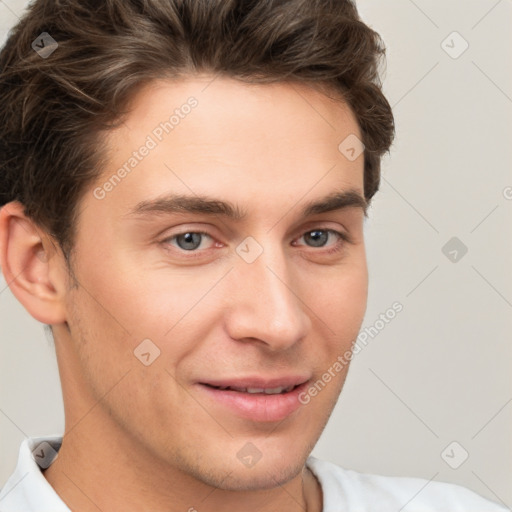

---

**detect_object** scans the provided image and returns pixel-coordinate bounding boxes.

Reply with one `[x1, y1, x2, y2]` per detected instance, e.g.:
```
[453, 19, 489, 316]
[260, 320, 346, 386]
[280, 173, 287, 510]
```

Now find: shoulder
[306, 456, 509, 512]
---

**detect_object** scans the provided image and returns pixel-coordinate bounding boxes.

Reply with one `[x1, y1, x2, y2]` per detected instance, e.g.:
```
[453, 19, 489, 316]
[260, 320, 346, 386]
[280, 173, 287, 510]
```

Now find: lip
[200, 375, 310, 390]
[195, 376, 311, 423]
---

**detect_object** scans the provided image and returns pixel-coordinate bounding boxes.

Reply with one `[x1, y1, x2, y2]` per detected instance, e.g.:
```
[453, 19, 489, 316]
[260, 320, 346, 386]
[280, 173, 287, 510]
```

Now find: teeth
[247, 388, 266, 394]
[215, 385, 295, 394]
[264, 387, 285, 394]
[229, 386, 248, 392]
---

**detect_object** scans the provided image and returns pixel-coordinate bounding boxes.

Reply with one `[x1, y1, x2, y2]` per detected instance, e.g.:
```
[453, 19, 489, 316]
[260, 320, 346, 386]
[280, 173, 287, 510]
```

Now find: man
[0, 0, 507, 510]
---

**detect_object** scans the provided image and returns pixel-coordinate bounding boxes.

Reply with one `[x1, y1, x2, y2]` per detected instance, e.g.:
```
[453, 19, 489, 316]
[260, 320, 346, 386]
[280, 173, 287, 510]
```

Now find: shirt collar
[0, 435, 70, 511]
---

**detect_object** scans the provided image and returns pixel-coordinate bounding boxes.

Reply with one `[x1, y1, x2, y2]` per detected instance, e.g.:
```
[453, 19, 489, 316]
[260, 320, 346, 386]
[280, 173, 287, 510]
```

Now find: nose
[223, 239, 311, 351]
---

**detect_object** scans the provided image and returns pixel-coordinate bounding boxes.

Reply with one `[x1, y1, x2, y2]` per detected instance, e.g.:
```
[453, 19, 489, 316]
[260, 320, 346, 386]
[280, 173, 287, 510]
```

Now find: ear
[0, 201, 68, 325]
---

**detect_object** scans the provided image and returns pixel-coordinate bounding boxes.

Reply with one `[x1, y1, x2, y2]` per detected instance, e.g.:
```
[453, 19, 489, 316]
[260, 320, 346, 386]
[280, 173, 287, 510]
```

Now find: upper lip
[199, 375, 311, 389]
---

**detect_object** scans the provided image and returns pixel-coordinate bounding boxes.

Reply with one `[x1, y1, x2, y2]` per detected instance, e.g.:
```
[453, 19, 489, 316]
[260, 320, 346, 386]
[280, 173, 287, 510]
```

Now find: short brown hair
[0, 0, 394, 263]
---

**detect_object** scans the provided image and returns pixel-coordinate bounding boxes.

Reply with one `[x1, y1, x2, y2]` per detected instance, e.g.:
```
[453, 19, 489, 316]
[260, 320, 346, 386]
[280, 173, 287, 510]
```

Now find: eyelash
[161, 228, 352, 258]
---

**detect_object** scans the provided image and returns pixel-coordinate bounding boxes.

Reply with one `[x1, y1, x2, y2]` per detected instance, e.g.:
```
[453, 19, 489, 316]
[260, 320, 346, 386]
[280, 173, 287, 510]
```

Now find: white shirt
[0, 435, 508, 511]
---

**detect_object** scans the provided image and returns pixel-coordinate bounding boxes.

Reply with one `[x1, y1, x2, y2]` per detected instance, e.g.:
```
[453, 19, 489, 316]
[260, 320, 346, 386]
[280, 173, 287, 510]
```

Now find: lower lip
[196, 382, 309, 422]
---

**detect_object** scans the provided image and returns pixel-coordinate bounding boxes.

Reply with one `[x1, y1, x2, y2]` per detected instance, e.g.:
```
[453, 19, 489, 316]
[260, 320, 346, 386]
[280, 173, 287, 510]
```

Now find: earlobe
[0, 201, 68, 325]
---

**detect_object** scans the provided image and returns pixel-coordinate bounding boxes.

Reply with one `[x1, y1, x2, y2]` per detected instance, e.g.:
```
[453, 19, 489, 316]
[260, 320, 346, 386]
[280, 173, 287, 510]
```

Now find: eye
[294, 229, 350, 254]
[163, 231, 215, 252]
[160, 227, 351, 258]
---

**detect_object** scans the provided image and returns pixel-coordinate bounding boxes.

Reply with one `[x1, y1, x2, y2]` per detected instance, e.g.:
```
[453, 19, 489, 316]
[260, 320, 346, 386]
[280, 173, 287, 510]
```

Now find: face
[58, 76, 368, 490]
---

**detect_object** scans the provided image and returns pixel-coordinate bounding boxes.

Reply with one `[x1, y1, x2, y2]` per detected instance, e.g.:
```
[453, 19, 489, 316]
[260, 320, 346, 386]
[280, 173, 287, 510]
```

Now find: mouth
[196, 377, 310, 423]
[201, 383, 299, 395]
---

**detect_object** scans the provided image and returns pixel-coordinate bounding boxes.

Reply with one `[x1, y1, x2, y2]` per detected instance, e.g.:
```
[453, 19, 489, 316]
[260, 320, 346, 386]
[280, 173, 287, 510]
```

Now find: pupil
[177, 232, 202, 250]
[306, 230, 327, 247]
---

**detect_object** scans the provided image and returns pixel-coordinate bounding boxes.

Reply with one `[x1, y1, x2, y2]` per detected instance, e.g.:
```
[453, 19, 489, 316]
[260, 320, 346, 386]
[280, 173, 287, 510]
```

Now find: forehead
[105, 75, 362, 158]
[86, 75, 364, 226]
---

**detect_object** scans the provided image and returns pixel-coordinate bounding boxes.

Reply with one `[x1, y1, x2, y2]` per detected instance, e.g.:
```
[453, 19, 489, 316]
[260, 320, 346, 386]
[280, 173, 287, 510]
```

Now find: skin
[0, 75, 368, 511]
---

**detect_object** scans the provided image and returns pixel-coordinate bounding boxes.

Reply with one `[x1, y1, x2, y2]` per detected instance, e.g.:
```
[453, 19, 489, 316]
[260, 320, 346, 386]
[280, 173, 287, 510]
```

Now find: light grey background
[1, 0, 511, 507]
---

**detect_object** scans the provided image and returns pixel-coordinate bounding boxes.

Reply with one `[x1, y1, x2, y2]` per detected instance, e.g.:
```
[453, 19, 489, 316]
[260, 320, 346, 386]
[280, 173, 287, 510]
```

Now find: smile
[196, 379, 310, 423]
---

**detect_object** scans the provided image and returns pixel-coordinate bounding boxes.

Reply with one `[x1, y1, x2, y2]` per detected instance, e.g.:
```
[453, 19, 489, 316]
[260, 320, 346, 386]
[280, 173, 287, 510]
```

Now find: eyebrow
[125, 189, 367, 221]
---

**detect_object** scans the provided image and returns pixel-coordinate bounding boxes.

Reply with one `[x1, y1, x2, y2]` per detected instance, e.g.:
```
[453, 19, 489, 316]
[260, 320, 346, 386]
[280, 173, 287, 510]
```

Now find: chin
[213, 455, 306, 492]
[177, 444, 307, 492]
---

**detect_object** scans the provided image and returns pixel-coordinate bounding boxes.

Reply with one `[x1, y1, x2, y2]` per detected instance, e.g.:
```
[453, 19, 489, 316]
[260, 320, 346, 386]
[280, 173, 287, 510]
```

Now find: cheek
[65, 283, 195, 436]
[68, 262, 228, 414]
[74, 247, 189, 341]
[311, 260, 368, 337]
